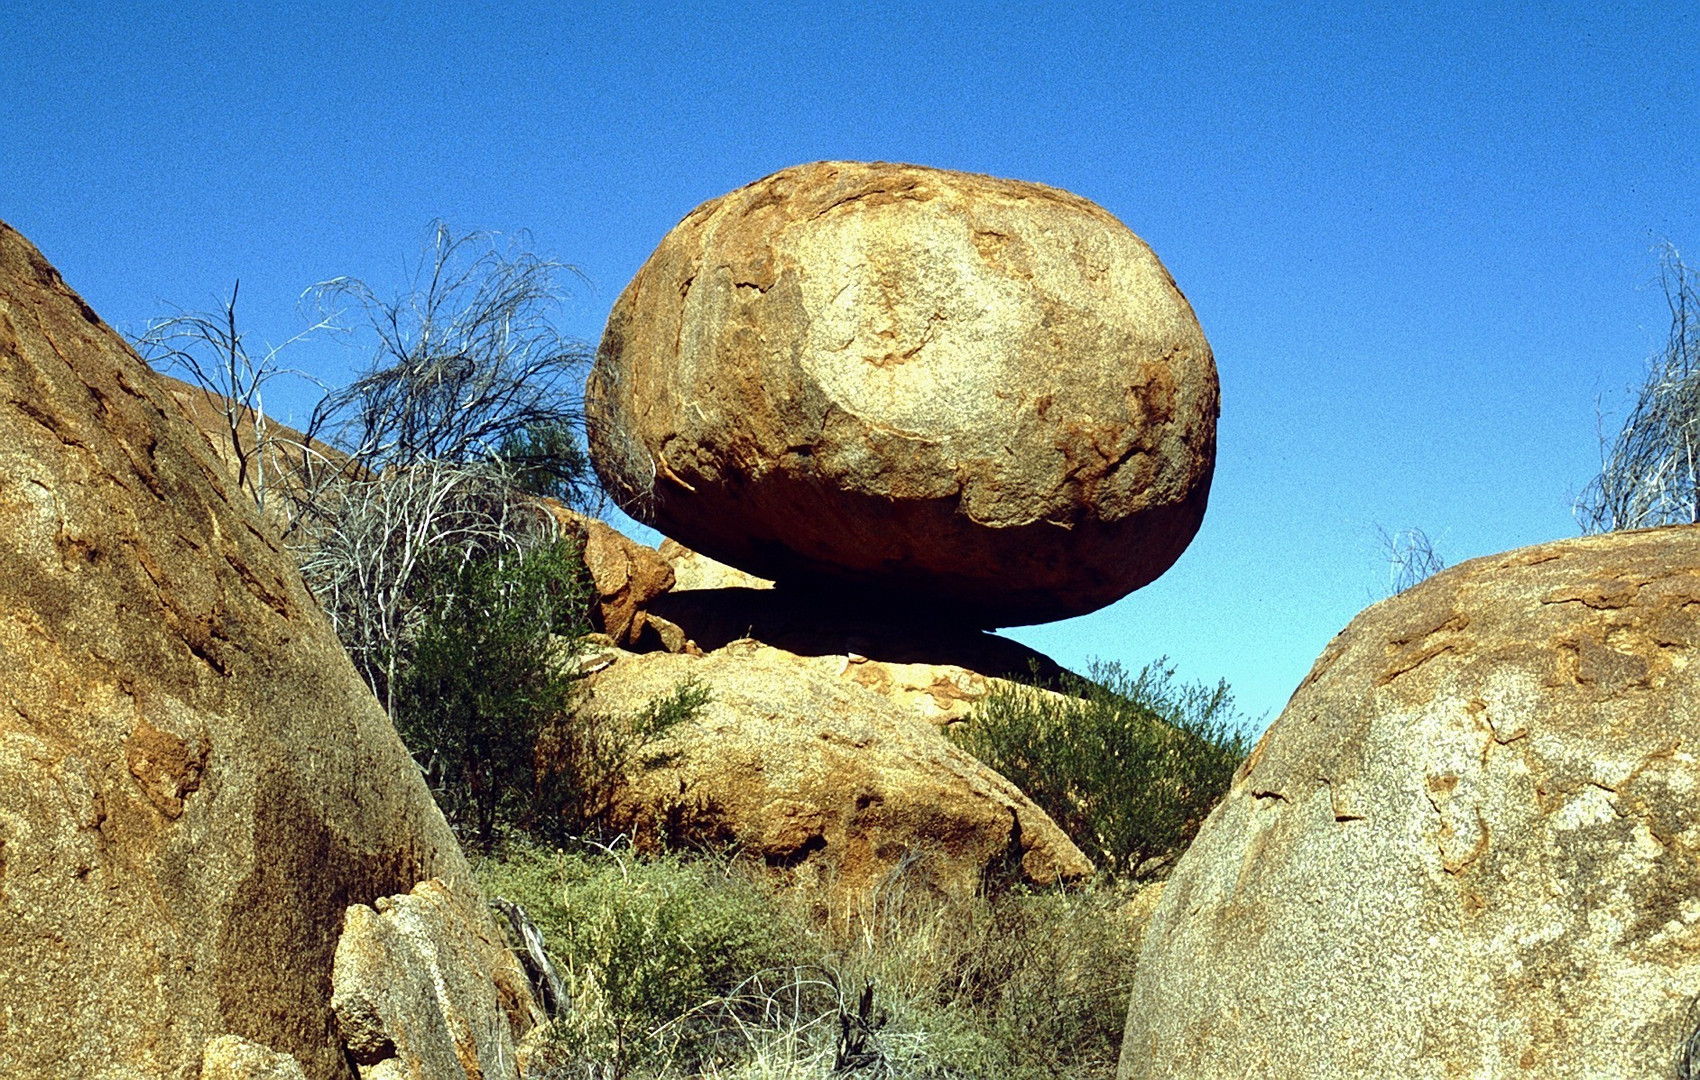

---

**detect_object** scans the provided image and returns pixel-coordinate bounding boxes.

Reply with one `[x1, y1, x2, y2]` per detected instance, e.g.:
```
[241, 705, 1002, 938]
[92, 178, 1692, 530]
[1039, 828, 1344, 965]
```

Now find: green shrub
[479, 843, 1154, 1080]
[478, 844, 813, 1077]
[394, 537, 591, 851]
[498, 418, 596, 505]
[952, 659, 1253, 879]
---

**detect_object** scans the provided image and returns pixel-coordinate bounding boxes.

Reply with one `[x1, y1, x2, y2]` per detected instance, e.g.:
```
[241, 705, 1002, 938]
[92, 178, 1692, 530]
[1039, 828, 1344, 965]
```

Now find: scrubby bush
[1578, 244, 1700, 532]
[477, 843, 1154, 1080]
[393, 537, 591, 850]
[952, 659, 1253, 879]
[395, 536, 712, 851]
[479, 844, 814, 1077]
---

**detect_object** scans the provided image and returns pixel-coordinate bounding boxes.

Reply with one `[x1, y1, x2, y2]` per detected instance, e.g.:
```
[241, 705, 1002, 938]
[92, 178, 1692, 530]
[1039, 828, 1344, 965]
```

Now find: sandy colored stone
[1120, 526, 1700, 1079]
[0, 221, 529, 1078]
[658, 537, 774, 592]
[577, 641, 1093, 902]
[200, 1036, 309, 1080]
[587, 161, 1218, 626]
[332, 879, 532, 1080]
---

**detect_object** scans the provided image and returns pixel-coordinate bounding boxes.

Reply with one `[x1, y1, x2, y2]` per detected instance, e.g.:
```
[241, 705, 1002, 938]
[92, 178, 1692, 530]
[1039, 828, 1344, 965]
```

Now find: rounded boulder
[587, 161, 1218, 626]
[1120, 527, 1700, 1078]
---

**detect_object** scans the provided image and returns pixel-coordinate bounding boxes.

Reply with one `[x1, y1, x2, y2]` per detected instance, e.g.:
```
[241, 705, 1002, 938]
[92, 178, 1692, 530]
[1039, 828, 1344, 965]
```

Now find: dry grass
[478, 843, 1157, 1080]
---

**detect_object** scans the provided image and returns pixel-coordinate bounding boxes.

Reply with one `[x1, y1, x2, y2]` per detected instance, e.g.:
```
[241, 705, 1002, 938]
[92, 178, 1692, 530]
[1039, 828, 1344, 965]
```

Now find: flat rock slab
[587, 161, 1218, 626]
[1120, 526, 1700, 1079]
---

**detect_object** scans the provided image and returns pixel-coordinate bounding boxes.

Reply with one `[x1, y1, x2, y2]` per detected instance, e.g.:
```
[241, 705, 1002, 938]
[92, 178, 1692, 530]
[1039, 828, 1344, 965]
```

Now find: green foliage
[953, 659, 1254, 879]
[498, 418, 596, 505]
[394, 537, 592, 851]
[479, 844, 812, 1077]
[478, 844, 1153, 1079]
[825, 872, 1149, 1079]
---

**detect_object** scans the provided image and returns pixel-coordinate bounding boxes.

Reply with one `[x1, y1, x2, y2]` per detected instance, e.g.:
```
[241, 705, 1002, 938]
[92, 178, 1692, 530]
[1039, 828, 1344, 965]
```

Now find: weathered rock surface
[577, 642, 1094, 901]
[333, 879, 537, 1080]
[587, 160, 1218, 626]
[199, 1036, 309, 1080]
[0, 221, 528, 1077]
[1120, 527, 1700, 1079]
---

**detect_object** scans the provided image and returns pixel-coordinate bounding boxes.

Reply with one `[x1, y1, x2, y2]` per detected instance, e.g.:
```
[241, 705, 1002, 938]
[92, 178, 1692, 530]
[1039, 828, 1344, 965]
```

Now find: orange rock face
[587, 161, 1218, 626]
[0, 221, 525, 1078]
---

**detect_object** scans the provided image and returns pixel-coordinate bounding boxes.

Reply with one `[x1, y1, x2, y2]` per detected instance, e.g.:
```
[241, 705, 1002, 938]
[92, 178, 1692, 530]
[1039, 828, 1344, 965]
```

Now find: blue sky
[6, 1, 1699, 725]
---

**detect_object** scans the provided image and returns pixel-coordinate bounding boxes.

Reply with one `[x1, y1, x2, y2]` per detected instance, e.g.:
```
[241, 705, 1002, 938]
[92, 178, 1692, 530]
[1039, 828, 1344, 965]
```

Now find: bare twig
[1375, 525, 1446, 595]
[1577, 244, 1700, 533]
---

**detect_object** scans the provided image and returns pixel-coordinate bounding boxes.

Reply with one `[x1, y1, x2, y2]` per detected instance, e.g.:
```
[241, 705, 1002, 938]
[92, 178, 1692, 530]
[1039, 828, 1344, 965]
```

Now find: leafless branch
[1376, 525, 1445, 594]
[133, 281, 333, 520]
[1577, 244, 1700, 532]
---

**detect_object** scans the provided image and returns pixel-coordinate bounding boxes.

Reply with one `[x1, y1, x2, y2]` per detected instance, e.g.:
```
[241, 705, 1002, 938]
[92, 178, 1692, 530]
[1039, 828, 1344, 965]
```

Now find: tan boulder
[658, 537, 773, 592]
[587, 160, 1218, 627]
[0, 221, 529, 1078]
[578, 641, 1094, 902]
[1120, 527, 1700, 1079]
[332, 879, 537, 1080]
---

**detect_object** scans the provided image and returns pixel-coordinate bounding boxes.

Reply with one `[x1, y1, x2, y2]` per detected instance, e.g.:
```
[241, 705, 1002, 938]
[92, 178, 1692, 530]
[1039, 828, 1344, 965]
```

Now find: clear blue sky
[6, 1, 1698, 725]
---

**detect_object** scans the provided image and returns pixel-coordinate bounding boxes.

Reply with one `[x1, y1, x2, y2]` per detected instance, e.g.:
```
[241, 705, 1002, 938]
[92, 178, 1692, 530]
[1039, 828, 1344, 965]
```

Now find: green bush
[498, 418, 596, 505]
[479, 844, 813, 1077]
[394, 537, 591, 851]
[478, 843, 1154, 1079]
[952, 659, 1253, 879]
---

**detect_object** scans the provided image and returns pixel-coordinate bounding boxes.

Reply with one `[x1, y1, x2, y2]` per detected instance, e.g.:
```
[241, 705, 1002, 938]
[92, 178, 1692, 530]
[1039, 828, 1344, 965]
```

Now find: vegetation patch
[952, 659, 1254, 879]
[478, 843, 1153, 1079]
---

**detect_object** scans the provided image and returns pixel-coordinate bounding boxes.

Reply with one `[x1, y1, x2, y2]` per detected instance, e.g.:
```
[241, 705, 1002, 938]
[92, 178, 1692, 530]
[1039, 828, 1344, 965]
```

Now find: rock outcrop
[1120, 527, 1700, 1079]
[545, 502, 677, 647]
[333, 879, 538, 1080]
[0, 221, 529, 1077]
[576, 641, 1094, 903]
[587, 161, 1218, 627]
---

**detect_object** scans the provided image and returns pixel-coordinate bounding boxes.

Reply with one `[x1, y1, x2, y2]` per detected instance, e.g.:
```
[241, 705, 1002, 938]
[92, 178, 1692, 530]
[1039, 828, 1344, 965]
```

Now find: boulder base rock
[587, 161, 1218, 626]
[0, 221, 528, 1077]
[1120, 527, 1700, 1079]
[332, 879, 537, 1080]
[576, 641, 1094, 903]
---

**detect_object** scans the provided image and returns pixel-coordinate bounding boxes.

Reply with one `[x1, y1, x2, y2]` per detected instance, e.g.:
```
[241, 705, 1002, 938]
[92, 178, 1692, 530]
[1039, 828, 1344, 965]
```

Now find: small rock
[332, 879, 534, 1080]
[200, 1035, 308, 1080]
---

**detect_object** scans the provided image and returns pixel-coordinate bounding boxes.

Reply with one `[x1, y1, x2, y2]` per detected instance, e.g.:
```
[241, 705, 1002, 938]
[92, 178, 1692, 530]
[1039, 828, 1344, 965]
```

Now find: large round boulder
[587, 161, 1218, 626]
[1120, 527, 1700, 1079]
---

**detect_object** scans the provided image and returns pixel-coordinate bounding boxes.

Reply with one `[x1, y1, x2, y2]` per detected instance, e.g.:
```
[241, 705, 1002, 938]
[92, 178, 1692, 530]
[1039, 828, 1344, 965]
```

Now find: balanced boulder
[1120, 527, 1700, 1079]
[587, 161, 1218, 626]
[0, 222, 529, 1078]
